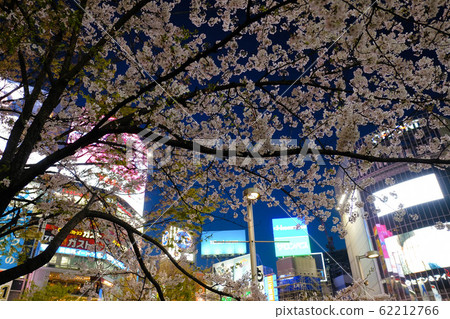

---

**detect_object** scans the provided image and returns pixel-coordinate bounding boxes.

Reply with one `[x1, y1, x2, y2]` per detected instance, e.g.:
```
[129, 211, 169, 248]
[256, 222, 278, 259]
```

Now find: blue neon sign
[39, 244, 126, 269]
[201, 230, 247, 256]
[0, 208, 29, 270]
[272, 218, 311, 257]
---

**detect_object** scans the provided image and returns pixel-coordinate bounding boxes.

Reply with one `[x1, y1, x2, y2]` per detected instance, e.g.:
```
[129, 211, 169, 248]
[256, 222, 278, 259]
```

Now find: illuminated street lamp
[244, 187, 260, 201]
[243, 187, 260, 284]
[356, 250, 380, 285]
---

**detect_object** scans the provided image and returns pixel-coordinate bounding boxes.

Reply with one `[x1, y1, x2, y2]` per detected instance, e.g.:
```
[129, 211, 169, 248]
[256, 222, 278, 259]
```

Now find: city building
[1, 190, 144, 300]
[0, 77, 147, 300]
[276, 255, 324, 300]
[324, 249, 352, 293]
[337, 117, 450, 300]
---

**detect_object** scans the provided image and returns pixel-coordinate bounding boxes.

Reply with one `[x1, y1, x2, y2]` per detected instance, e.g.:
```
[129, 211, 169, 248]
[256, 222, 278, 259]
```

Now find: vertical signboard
[0, 210, 29, 270]
[272, 218, 311, 257]
[264, 274, 279, 301]
[373, 224, 393, 274]
[257, 265, 265, 293]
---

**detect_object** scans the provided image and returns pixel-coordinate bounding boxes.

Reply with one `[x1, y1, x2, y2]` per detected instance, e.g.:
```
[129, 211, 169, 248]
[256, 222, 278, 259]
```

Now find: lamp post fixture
[356, 250, 380, 285]
[243, 187, 260, 285]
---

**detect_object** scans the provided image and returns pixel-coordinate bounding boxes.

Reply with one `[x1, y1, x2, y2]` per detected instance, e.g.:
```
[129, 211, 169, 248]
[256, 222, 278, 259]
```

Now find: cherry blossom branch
[142, 134, 450, 166]
[374, 4, 450, 38]
[82, 211, 240, 300]
[60, 0, 88, 76]
[0, 208, 240, 300]
[91, 0, 298, 130]
[0, 34, 61, 167]
[127, 230, 165, 301]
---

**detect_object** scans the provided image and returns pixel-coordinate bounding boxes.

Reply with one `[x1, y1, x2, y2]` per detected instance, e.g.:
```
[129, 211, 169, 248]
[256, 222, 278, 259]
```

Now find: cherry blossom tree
[0, 0, 449, 299]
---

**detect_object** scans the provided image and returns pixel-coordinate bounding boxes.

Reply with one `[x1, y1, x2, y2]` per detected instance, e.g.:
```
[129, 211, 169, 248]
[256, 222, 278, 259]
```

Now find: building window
[60, 256, 70, 268]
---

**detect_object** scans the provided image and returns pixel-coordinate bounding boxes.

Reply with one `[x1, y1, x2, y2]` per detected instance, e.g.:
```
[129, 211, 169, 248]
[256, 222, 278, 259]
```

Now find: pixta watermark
[127, 128, 325, 175]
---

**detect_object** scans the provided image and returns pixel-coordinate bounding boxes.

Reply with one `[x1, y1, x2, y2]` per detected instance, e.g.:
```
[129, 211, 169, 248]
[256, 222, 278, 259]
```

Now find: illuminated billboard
[373, 174, 444, 217]
[264, 274, 279, 301]
[384, 224, 450, 275]
[272, 218, 311, 257]
[0, 210, 29, 270]
[0, 78, 146, 217]
[212, 254, 265, 295]
[69, 131, 147, 216]
[39, 244, 125, 269]
[201, 230, 247, 256]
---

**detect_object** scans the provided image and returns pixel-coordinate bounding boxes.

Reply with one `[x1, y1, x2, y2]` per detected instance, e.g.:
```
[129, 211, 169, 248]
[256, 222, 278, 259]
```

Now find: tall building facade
[1, 77, 147, 300]
[1, 190, 144, 300]
[276, 255, 323, 300]
[338, 117, 450, 300]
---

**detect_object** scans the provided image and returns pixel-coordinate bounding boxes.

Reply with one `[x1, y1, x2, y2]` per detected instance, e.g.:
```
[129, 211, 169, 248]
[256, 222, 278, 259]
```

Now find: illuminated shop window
[60, 256, 70, 268]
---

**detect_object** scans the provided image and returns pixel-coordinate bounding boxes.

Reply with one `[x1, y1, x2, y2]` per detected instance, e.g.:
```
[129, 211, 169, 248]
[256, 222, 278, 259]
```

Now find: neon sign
[373, 119, 420, 143]
[39, 244, 125, 269]
[272, 218, 311, 257]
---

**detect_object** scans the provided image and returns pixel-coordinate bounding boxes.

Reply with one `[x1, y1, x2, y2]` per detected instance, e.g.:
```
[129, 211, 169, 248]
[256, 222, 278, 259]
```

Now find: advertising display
[68, 130, 147, 217]
[374, 224, 394, 274]
[213, 254, 266, 297]
[384, 225, 450, 275]
[162, 226, 195, 262]
[43, 224, 105, 251]
[201, 230, 247, 256]
[310, 252, 328, 282]
[264, 274, 279, 301]
[373, 173, 444, 217]
[272, 218, 311, 257]
[0, 233, 24, 270]
[277, 275, 322, 294]
[0, 210, 29, 270]
[38, 244, 125, 269]
[41, 224, 126, 269]
[0, 78, 45, 165]
[0, 78, 146, 218]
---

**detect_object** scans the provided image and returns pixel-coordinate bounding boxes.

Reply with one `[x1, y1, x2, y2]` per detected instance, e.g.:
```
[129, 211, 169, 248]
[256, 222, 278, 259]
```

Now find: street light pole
[356, 255, 366, 283]
[356, 250, 380, 286]
[246, 198, 258, 285]
[243, 187, 260, 285]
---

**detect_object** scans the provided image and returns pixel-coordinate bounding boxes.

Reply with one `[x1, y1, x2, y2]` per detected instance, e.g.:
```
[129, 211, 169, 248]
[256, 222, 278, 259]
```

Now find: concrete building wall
[293, 255, 317, 277]
[341, 190, 384, 297]
[276, 257, 295, 277]
[277, 255, 318, 277]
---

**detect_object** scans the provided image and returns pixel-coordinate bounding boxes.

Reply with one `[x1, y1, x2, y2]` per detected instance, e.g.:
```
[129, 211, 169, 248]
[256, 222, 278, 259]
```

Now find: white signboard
[373, 174, 444, 217]
[384, 225, 450, 275]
